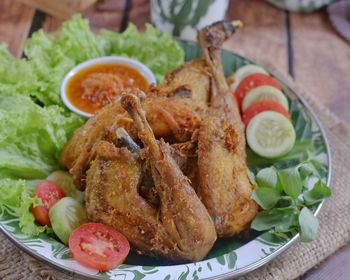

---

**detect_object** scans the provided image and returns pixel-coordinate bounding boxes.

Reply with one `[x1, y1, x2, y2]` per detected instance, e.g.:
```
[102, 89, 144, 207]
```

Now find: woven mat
[1, 72, 349, 280]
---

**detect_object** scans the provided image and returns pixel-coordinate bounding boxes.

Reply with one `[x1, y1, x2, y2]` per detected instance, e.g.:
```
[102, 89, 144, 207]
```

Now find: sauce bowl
[61, 56, 156, 118]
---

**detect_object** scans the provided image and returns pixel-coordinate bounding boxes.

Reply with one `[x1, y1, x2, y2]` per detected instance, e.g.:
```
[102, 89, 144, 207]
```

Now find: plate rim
[0, 42, 332, 280]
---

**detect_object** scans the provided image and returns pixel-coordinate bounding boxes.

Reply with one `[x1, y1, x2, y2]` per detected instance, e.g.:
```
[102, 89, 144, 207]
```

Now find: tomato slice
[234, 73, 281, 109]
[69, 223, 130, 272]
[242, 100, 290, 126]
[31, 180, 66, 226]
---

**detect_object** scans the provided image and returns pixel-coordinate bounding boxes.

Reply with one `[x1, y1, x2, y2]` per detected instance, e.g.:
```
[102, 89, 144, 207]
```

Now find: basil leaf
[256, 167, 278, 189]
[251, 187, 281, 210]
[298, 162, 318, 180]
[278, 167, 303, 199]
[251, 207, 295, 232]
[303, 180, 331, 206]
[275, 212, 298, 232]
[299, 207, 319, 242]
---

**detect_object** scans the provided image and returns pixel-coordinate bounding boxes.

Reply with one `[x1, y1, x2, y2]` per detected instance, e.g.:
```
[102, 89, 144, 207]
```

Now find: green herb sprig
[250, 162, 331, 242]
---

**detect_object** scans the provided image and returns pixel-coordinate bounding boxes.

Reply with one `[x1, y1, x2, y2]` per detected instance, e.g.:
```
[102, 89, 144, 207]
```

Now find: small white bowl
[60, 56, 156, 118]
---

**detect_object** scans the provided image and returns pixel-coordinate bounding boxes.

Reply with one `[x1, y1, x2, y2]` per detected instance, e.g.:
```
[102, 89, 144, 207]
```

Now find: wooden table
[0, 0, 349, 279]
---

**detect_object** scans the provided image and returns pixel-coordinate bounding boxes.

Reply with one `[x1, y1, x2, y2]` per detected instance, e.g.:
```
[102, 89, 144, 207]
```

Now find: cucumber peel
[49, 197, 87, 244]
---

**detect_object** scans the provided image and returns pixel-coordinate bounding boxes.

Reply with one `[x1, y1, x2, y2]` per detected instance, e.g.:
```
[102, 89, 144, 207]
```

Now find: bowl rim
[60, 56, 156, 118]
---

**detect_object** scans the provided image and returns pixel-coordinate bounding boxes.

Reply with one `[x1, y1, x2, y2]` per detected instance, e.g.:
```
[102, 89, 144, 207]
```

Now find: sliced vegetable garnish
[49, 197, 87, 244]
[69, 223, 130, 271]
[246, 111, 296, 158]
[31, 180, 66, 226]
[234, 73, 281, 108]
[242, 85, 289, 112]
[230, 64, 268, 91]
[242, 100, 290, 126]
[47, 171, 84, 202]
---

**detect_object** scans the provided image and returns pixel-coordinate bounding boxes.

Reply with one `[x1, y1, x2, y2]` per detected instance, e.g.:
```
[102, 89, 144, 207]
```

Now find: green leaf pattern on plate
[0, 41, 330, 280]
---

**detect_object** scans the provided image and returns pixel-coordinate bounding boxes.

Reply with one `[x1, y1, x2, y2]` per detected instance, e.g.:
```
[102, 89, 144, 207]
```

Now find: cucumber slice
[242, 85, 289, 112]
[49, 197, 87, 244]
[246, 111, 295, 158]
[47, 171, 84, 202]
[230, 64, 268, 91]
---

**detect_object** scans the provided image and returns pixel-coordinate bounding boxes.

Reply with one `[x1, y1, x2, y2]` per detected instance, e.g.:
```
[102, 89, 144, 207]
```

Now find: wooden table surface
[0, 0, 349, 279]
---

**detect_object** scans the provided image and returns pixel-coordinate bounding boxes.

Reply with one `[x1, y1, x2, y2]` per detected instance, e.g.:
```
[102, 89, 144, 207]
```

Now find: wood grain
[291, 10, 350, 123]
[226, 0, 288, 72]
[43, 0, 125, 33]
[129, 0, 150, 30]
[0, 0, 35, 57]
[18, 0, 97, 19]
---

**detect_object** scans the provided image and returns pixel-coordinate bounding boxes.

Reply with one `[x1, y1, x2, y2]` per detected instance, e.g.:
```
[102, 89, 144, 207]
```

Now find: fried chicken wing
[85, 94, 216, 262]
[197, 21, 258, 237]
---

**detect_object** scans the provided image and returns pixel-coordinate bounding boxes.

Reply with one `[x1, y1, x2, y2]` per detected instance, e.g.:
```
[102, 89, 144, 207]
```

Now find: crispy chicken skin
[197, 21, 258, 237]
[85, 95, 216, 262]
[60, 94, 200, 190]
[155, 59, 211, 113]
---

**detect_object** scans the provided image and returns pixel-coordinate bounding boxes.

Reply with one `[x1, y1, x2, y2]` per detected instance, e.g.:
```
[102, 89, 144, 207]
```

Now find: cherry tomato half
[31, 180, 66, 226]
[234, 73, 281, 109]
[69, 223, 130, 272]
[242, 100, 290, 126]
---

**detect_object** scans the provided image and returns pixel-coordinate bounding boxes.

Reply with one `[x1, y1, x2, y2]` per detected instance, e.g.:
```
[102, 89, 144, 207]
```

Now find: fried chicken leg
[197, 21, 258, 237]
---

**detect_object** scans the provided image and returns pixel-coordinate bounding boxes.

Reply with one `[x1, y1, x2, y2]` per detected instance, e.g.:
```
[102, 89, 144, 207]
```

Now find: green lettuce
[0, 94, 83, 179]
[101, 23, 184, 82]
[0, 179, 46, 236]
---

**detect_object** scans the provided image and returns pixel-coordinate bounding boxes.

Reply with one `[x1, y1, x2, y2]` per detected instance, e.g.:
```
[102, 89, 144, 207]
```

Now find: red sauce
[66, 63, 149, 114]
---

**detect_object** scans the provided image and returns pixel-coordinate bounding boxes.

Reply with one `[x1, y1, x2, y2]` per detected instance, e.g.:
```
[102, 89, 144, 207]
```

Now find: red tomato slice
[242, 100, 290, 126]
[69, 223, 130, 272]
[31, 180, 66, 226]
[234, 73, 281, 109]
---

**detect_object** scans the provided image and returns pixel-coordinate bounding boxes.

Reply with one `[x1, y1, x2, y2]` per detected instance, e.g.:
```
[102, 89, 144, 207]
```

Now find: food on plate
[65, 63, 149, 115]
[83, 94, 216, 262]
[233, 73, 281, 108]
[242, 100, 290, 126]
[59, 93, 201, 190]
[0, 15, 332, 273]
[230, 64, 295, 158]
[69, 223, 130, 271]
[229, 64, 268, 91]
[196, 21, 259, 236]
[49, 197, 87, 244]
[47, 171, 84, 202]
[241, 85, 289, 112]
[31, 180, 66, 226]
[246, 111, 296, 158]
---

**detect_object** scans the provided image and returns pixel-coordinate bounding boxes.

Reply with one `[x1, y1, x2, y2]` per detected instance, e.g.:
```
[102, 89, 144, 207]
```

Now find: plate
[0, 40, 331, 280]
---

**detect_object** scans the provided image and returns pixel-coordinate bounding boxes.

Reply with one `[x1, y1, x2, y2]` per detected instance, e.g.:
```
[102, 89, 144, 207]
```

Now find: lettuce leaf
[101, 23, 184, 82]
[0, 94, 83, 179]
[0, 179, 46, 236]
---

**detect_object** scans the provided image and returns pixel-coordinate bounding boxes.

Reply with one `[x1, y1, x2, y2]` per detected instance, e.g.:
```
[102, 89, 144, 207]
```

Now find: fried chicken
[60, 93, 201, 190]
[84, 95, 216, 262]
[196, 21, 258, 237]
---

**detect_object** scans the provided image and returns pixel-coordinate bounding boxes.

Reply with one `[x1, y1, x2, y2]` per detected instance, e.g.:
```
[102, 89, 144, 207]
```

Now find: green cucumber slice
[49, 197, 87, 244]
[230, 64, 268, 91]
[246, 111, 296, 158]
[47, 171, 84, 202]
[242, 85, 289, 112]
